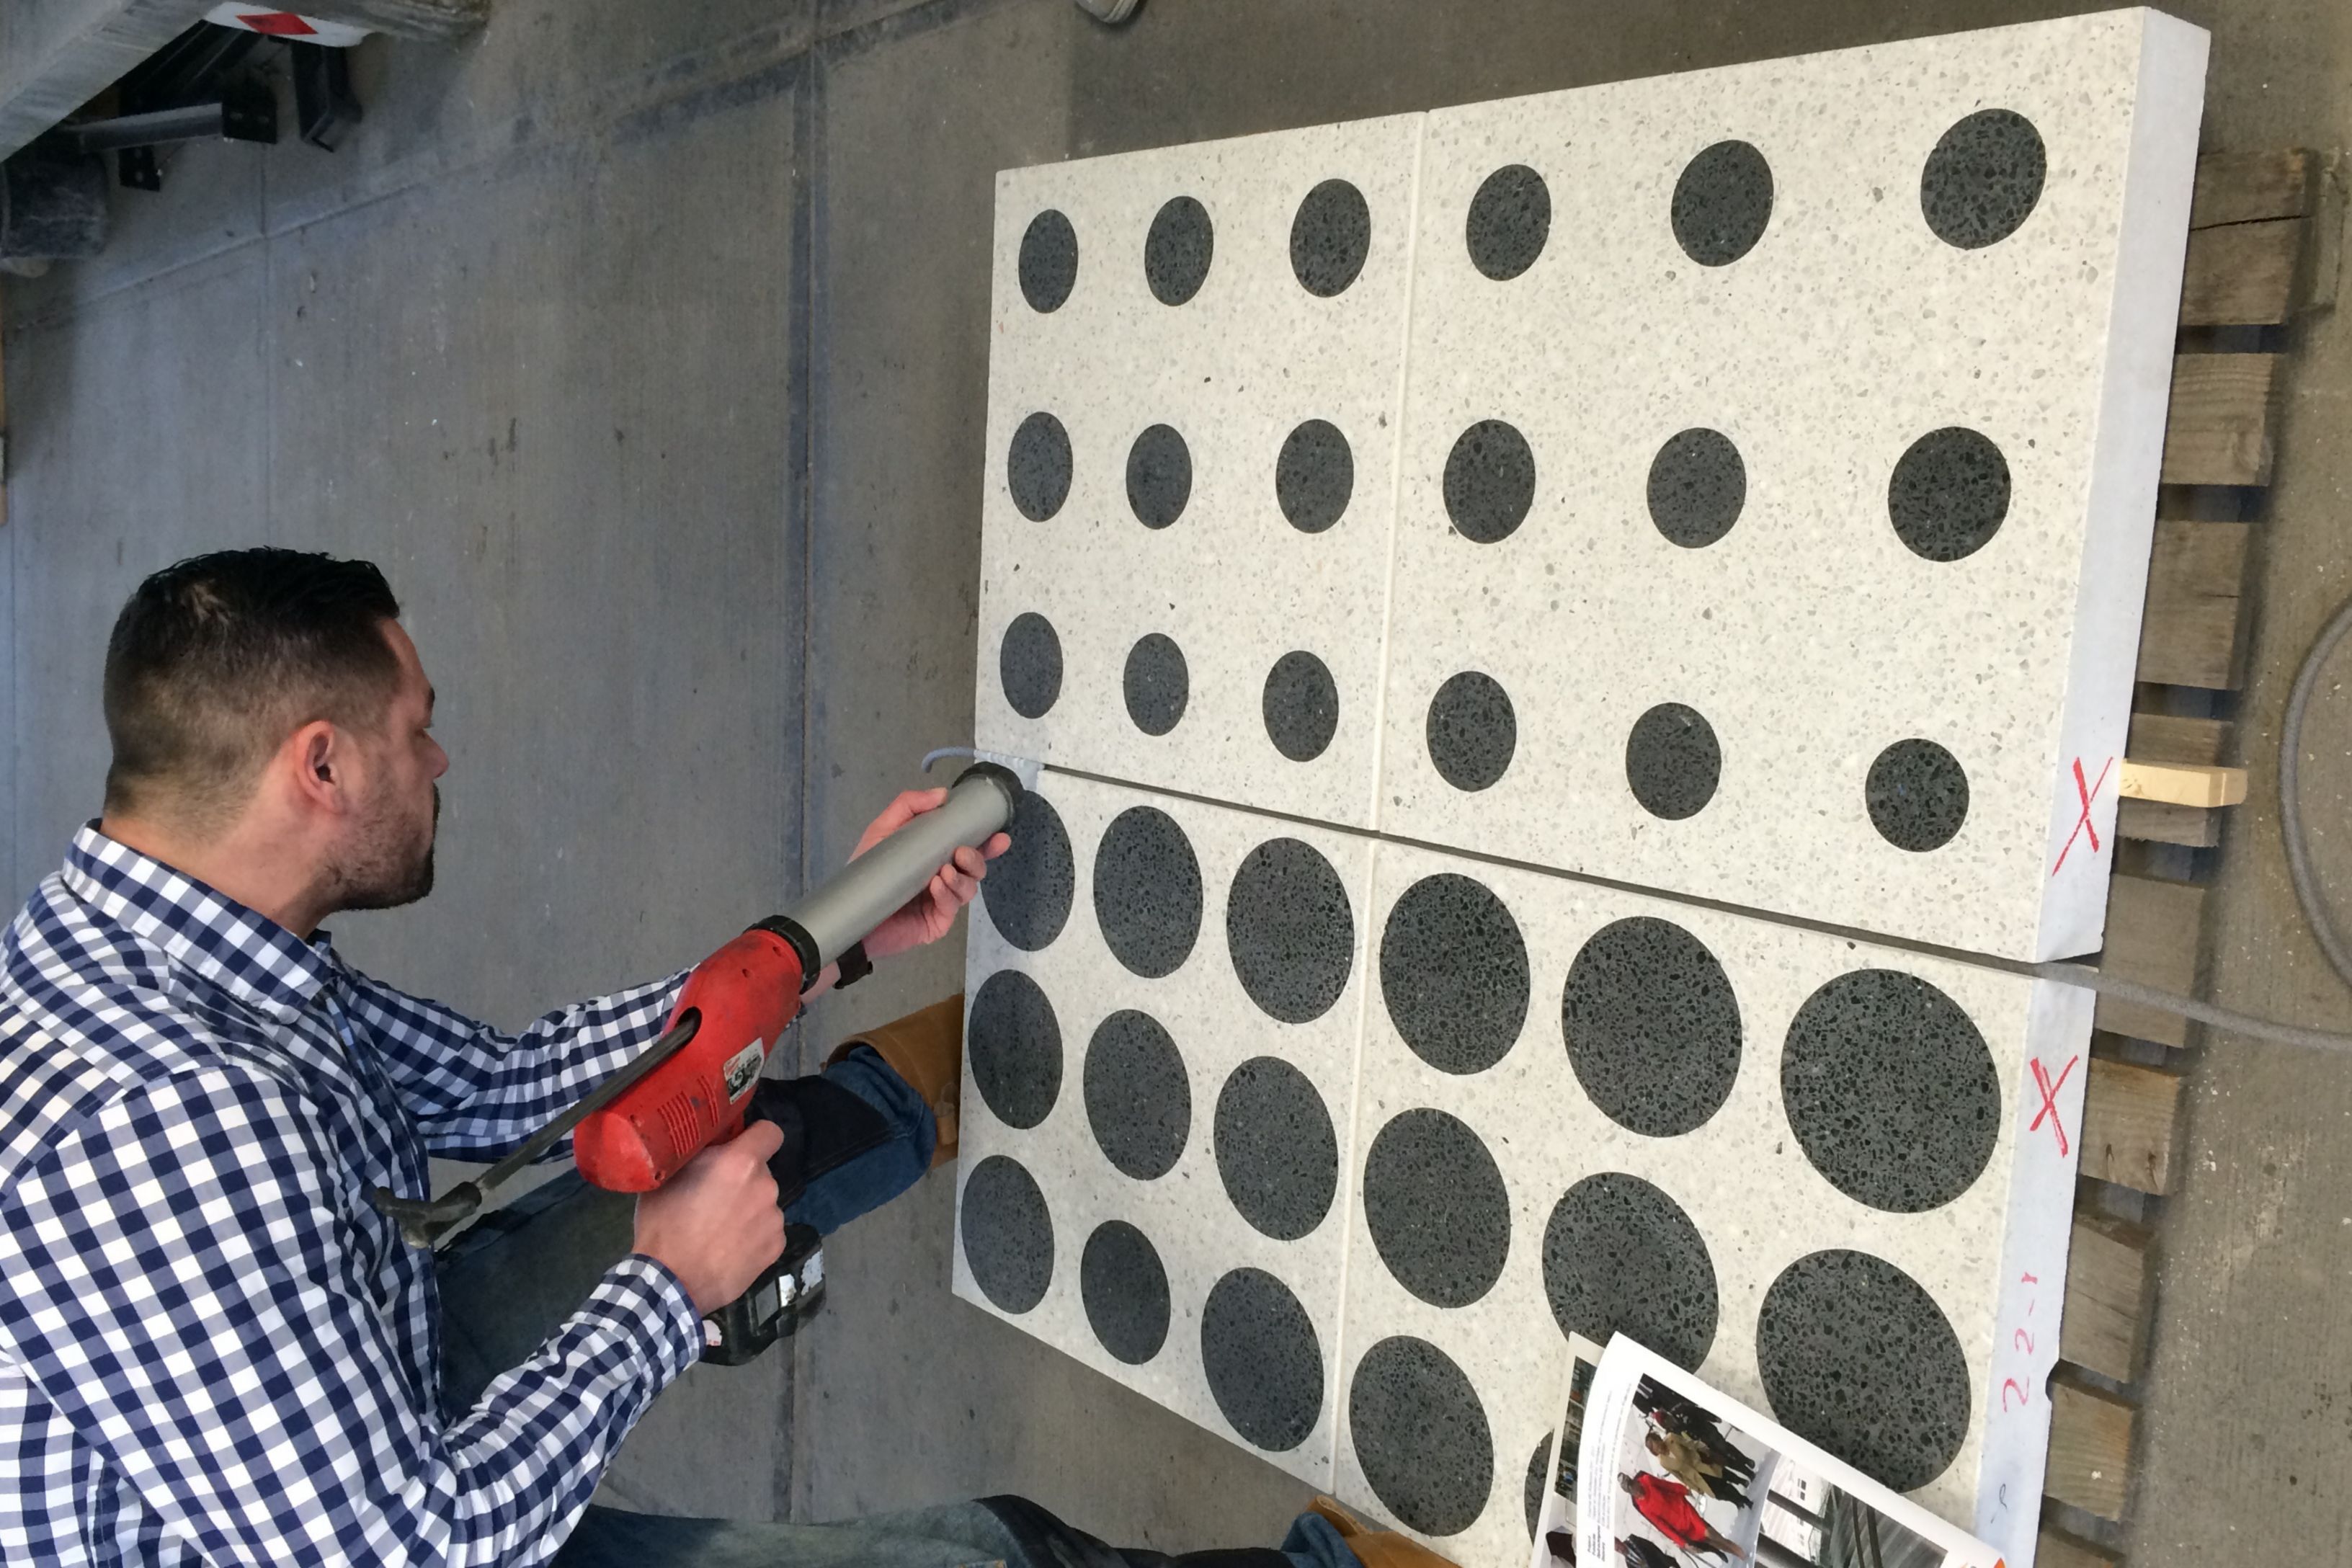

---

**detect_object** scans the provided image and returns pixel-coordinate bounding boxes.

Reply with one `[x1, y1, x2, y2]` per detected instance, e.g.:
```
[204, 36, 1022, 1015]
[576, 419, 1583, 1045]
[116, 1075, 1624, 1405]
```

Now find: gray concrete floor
[1, 0, 2347, 1561]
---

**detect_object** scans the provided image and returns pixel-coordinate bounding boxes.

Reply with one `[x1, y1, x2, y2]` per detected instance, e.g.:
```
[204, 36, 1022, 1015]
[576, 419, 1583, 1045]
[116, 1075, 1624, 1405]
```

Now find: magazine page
[1528, 1334, 1606, 1568]
[1574, 1336, 2006, 1568]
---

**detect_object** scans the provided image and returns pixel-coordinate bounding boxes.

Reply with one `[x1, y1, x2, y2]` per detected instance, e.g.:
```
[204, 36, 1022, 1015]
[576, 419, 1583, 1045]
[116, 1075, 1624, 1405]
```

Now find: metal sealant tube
[780, 763, 1021, 971]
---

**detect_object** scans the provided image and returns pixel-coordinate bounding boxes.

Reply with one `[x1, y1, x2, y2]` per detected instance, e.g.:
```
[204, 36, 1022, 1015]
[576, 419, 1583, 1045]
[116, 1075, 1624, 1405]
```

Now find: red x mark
[2050, 756, 2114, 876]
[2029, 1054, 2079, 1156]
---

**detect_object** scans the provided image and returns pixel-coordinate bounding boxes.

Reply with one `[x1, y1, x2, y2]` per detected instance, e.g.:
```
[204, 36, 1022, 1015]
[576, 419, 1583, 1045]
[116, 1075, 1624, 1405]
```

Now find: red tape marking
[2029, 1054, 2080, 1157]
[2051, 755, 2114, 876]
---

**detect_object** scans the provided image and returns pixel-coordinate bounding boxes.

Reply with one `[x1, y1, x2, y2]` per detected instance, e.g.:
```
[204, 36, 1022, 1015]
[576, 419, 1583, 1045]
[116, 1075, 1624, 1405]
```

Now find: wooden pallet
[2039, 146, 2343, 1568]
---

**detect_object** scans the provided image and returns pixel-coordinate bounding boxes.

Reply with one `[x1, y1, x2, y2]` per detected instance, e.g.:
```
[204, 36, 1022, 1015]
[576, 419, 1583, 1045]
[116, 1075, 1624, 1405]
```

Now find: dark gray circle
[1562, 917, 1742, 1138]
[1092, 806, 1203, 980]
[1200, 1267, 1323, 1453]
[1379, 873, 1529, 1075]
[1889, 427, 2010, 562]
[1625, 703, 1720, 821]
[1291, 178, 1371, 298]
[1007, 411, 1072, 521]
[1084, 1010, 1190, 1180]
[1263, 651, 1340, 762]
[1646, 428, 1745, 548]
[1427, 672, 1516, 793]
[1123, 633, 1189, 737]
[960, 1154, 1053, 1314]
[1467, 164, 1551, 282]
[1225, 838, 1355, 1025]
[981, 789, 1074, 952]
[1146, 195, 1213, 306]
[1782, 969, 2000, 1213]
[1524, 1435, 1554, 1540]
[1443, 420, 1536, 544]
[1080, 1221, 1170, 1365]
[1757, 1250, 1969, 1492]
[1671, 140, 1773, 267]
[1018, 209, 1078, 312]
[1213, 1056, 1339, 1241]
[1921, 109, 2046, 250]
[1363, 1108, 1512, 1308]
[1278, 419, 1355, 534]
[999, 612, 1062, 721]
[1541, 1172, 1719, 1371]
[1349, 1337, 1494, 1538]
[966, 969, 1061, 1131]
[1867, 739, 1970, 852]
[1126, 423, 1192, 530]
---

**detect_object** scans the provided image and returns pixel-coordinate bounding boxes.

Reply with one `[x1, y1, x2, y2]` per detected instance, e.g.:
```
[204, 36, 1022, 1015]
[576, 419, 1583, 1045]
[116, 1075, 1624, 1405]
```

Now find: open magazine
[1528, 1335, 2006, 1568]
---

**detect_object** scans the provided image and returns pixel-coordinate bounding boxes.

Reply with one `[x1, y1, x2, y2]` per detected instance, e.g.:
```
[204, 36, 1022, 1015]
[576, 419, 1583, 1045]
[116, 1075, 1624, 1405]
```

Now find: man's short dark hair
[103, 550, 404, 828]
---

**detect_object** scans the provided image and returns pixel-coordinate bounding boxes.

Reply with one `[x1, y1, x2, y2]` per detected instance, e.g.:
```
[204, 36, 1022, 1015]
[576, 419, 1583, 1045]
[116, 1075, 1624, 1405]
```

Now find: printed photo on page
[1529, 1334, 1605, 1568]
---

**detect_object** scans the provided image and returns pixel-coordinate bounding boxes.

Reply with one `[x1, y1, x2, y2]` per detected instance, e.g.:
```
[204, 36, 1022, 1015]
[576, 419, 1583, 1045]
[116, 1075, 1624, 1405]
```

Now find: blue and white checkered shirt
[0, 824, 703, 1565]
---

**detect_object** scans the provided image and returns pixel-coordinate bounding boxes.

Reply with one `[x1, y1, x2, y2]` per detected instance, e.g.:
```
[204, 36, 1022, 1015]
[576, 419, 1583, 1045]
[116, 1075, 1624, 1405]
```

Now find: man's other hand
[852, 788, 1012, 960]
[633, 1120, 787, 1317]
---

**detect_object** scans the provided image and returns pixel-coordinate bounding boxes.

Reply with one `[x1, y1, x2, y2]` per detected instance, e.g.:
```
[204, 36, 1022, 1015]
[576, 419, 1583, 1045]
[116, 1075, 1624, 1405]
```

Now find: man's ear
[288, 720, 347, 814]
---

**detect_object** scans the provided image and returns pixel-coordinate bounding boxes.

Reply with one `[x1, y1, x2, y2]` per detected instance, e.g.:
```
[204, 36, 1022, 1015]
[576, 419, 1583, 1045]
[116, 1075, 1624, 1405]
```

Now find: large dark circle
[1625, 703, 1721, 821]
[1213, 1056, 1340, 1241]
[1263, 651, 1341, 762]
[1226, 839, 1355, 1025]
[1781, 969, 2001, 1213]
[1081, 1221, 1171, 1365]
[1889, 427, 2010, 562]
[960, 1155, 1054, 1314]
[1291, 178, 1371, 297]
[1278, 419, 1355, 535]
[1126, 423, 1193, 530]
[1379, 873, 1530, 1075]
[1200, 1267, 1323, 1453]
[1562, 917, 1742, 1138]
[1146, 195, 1214, 306]
[1092, 806, 1203, 979]
[1671, 140, 1774, 267]
[1541, 1172, 1719, 1371]
[1866, 739, 1971, 852]
[981, 789, 1074, 951]
[1018, 209, 1078, 312]
[1363, 1108, 1512, 1308]
[1426, 672, 1517, 793]
[1123, 633, 1190, 738]
[966, 969, 1061, 1131]
[1007, 411, 1072, 521]
[1921, 108, 2047, 250]
[1647, 428, 1745, 548]
[1757, 1250, 1970, 1492]
[1443, 419, 1537, 544]
[999, 612, 1063, 721]
[1349, 1337, 1494, 1537]
[1084, 1009, 1191, 1181]
[1467, 164, 1551, 281]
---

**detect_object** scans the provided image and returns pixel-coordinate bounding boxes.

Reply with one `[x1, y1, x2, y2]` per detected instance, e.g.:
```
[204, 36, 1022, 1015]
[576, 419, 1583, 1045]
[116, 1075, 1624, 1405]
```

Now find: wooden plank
[2134, 522, 2253, 690]
[2080, 1056, 2185, 1194]
[2117, 760, 2245, 808]
[2094, 875, 2206, 1046]
[2160, 355, 2283, 486]
[2061, 1210, 2157, 1382]
[2116, 798, 2220, 848]
[2190, 148, 2315, 228]
[2124, 713, 2227, 766]
[2178, 218, 2304, 325]
[283, 0, 488, 40]
[2038, 1527, 2122, 1568]
[2046, 1374, 2137, 1520]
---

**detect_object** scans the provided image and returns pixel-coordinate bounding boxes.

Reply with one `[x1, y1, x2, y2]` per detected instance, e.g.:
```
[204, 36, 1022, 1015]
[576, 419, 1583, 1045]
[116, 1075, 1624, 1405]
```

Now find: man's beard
[329, 784, 440, 913]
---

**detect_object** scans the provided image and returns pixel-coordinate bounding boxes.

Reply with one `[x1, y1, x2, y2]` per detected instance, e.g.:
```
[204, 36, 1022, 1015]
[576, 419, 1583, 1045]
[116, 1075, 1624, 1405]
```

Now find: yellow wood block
[2117, 758, 2247, 808]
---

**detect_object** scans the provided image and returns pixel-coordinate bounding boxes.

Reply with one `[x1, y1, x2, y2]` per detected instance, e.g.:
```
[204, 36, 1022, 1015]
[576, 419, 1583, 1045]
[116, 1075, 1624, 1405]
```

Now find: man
[1618, 1472, 1747, 1564]
[1642, 1430, 1752, 1513]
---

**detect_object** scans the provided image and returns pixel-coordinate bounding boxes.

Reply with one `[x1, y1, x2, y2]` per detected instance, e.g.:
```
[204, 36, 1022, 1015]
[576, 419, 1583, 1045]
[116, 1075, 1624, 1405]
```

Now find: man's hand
[632, 1120, 786, 1317]
[852, 787, 1012, 961]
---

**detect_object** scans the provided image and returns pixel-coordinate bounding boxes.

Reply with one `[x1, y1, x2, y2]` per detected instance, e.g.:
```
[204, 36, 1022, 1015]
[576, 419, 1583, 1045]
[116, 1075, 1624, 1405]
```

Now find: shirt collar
[61, 822, 341, 1023]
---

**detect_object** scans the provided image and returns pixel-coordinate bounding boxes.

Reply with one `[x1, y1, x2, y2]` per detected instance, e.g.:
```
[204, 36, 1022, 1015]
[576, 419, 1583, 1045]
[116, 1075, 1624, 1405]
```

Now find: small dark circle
[1889, 427, 2010, 562]
[1523, 1435, 1554, 1539]
[1443, 420, 1536, 544]
[1018, 209, 1078, 312]
[1349, 1337, 1494, 1537]
[1084, 1010, 1190, 1180]
[1123, 633, 1190, 737]
[981, 789, 1074, 952]
[1646, 428, 1746, 548]
[1672, 140, 1774, 267]
[1625, 703, 1721, 821]
[1225, 839, 1355, 1025]
[999, 612, 1062, 721]
[960, 1154, 1054, 1314]
[1562, 917, 1742, 1139]
[1007, 411, 1072, 521]
[966, 969, 1061, 1131]
[1921, 108, 2047, 250]
[1200, 1267, 1323, 1453]
[1092, 806, 1203, 979]
[1291, 178, 1371, 298]
[1867, 739, 1971, 852]
[1213, 1056, 1339, 1241]
[1278, 419, 1355, 534]
[1363, 1108, 1512, 1308]
[1379, 873, 1530, 1075]
[1263, 651, 1341, 763]
[1126, 423, 1192, 530]
[1145, 195, 1214, 306]
[1757, 1250, 1970, 1492]
[1782, 969, 2001, 1213]
[1426, 672, 1517, 793]
[1541, 1172, 1719, 1370]
[1081, 1221, 1170, 1365]
[1466, 164, 1551, 281]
